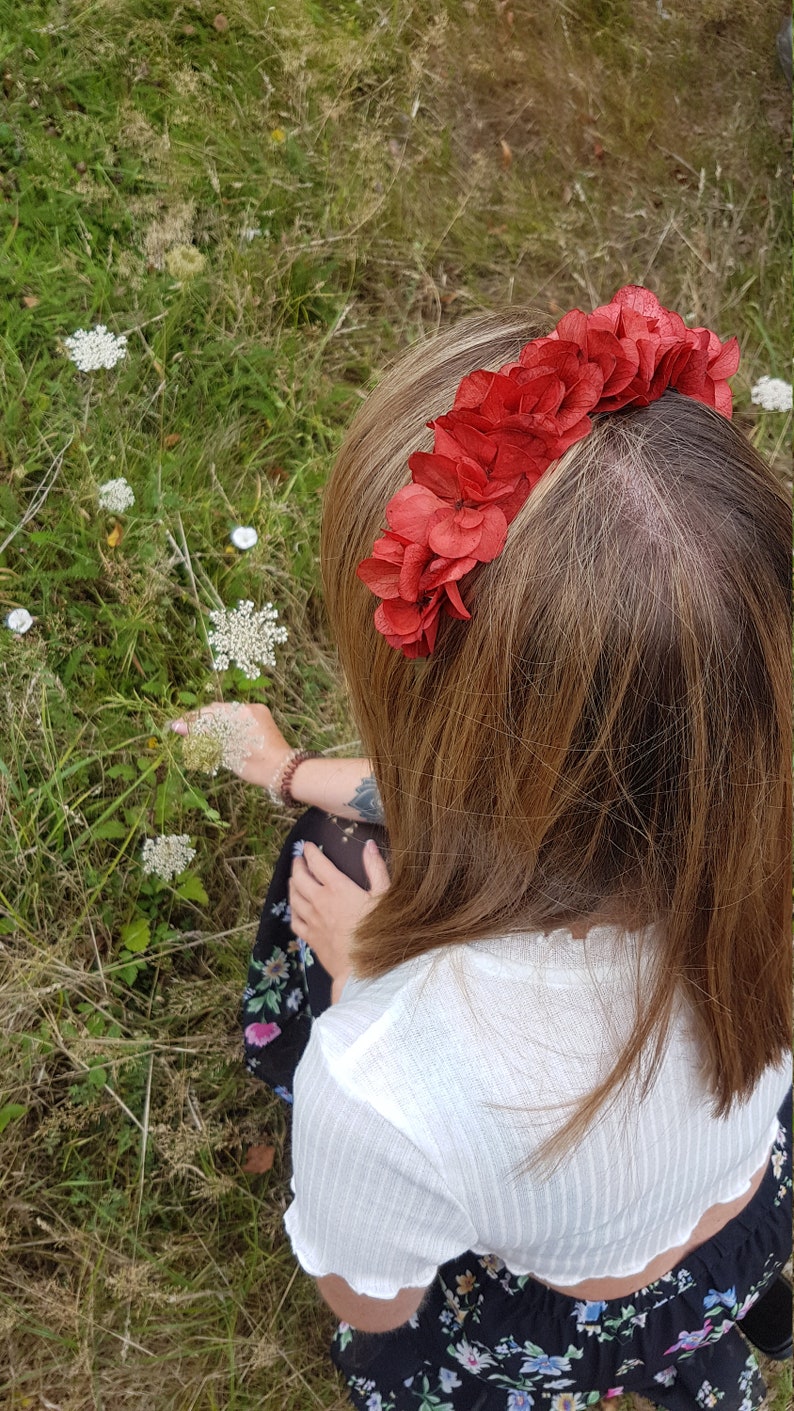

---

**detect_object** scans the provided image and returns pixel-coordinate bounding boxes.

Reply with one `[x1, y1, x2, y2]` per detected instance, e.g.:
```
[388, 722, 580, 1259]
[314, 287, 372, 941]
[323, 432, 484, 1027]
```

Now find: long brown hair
[320, 310, 791, 1137]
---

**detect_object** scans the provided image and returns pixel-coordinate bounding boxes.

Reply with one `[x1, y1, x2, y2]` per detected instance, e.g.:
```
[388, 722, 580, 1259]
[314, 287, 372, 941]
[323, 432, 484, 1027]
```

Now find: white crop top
[284, 926, 790, 1298]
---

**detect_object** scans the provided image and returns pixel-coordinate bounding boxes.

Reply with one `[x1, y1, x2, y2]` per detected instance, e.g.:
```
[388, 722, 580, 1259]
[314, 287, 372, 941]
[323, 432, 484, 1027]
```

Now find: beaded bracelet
[267, 749, 320, 807]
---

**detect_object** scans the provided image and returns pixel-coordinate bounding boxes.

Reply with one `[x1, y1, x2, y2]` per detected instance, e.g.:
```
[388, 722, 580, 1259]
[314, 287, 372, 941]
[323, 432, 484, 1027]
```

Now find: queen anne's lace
[357, 285, 740, 658]
[180, 705, 261, 775]
[64, 325, 128, 372]
[207, 600, 288, 679]
[98, 477, 135, 512]
[750, 376, 792, 413]
[141, 834, 196, 881]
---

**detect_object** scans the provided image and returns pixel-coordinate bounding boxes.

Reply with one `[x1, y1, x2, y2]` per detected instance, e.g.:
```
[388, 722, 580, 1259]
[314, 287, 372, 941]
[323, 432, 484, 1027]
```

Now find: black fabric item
[737, 1274, 793, 1360]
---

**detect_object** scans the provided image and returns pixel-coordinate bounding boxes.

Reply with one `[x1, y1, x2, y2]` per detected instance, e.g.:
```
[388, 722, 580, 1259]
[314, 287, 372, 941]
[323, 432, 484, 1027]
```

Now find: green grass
[0, 1, 790, 1406]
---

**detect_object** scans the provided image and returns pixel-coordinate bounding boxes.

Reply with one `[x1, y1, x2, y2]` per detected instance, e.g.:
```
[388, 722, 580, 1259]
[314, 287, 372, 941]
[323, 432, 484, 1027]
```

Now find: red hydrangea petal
[608, 284, 665, 323]
[356, 555, 402, 597]
[453, 368, 496, 410]
[408, 451, 461, 501]
[386, 483, 444, 543]
[422, 553, 478, 590]
[712, 381, 733, 417]
[376, 596, 442, 657]
[433, 417, 498, 467]
[427, 507, 485, 558]
[704, 333, 740, 380]
[398, 541, 433, 600]
[443, 578, 471, 620]
[552, 308, 588, 344]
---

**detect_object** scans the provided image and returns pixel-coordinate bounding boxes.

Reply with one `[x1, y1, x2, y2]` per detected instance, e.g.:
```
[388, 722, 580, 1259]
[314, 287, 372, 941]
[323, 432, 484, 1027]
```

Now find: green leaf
[107, 764, 137, 782]
[0, 1103, 27, 1135]
[120, 917, 151, 953]
[119, 960, 144, 986]
[94, 820, 128, 840]
[175, 875, 209, 907]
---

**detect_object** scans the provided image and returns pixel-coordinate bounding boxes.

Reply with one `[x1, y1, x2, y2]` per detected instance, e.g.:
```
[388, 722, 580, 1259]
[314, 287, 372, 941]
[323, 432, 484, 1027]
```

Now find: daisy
[451, 1340, 495, 1373]
[262, 951, 289, 981]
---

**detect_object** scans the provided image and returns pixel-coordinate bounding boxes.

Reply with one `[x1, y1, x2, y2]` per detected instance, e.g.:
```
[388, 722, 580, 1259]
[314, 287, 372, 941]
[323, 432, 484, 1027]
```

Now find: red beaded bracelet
[268, 749, 319, 807]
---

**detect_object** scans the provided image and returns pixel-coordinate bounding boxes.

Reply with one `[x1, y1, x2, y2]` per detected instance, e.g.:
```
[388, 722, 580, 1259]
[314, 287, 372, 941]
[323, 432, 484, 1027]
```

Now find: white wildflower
[64, 324, 128, 372]
[6, 608, 34, 634]
[750, 375, 792, 413]
[141, 834, 196, 882]
[98, 477, 135, 513]
[240, 226, 262, 243]
[229, 525, 258, 551]
[180, 704, 261, 776]
[207, 600, 288, 680]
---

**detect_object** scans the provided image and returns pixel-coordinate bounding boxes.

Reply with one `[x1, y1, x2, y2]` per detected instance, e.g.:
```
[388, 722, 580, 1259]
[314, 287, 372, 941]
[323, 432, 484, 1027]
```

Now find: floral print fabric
[242, 807, 384, 1098]
[244, 810, 792, 1411]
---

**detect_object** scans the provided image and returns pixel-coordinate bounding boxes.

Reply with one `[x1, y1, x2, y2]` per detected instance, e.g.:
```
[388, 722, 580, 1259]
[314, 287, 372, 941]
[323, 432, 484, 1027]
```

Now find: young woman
[174, 288, 792, 1411]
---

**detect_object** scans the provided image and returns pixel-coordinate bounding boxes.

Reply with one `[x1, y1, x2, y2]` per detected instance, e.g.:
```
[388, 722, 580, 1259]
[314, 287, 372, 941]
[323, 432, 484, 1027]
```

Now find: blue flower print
[366, 1394, 383, 1411]
[285, 986, 303, 1012]
[520, 1353, 572, 1376]
[438, 1368, 462, 1393]
[507, 1393, 534, 1410]
[572, 1300, 606, 1333]
[738, 1356, 757, 1394]
[703, 1288, 736, 1311]
[297, 936, 314, 967]
[270, 897, 290, 921]
[273, 1084, 293, 1104]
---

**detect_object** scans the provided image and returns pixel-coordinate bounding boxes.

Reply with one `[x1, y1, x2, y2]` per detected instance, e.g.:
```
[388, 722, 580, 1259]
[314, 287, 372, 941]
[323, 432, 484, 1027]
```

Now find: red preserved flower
[357, 284, 739, 657]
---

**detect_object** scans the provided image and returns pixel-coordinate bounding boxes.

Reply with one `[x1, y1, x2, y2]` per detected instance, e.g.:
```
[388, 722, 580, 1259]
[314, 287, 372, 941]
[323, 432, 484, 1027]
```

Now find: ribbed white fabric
[284, 926, 791, 1299]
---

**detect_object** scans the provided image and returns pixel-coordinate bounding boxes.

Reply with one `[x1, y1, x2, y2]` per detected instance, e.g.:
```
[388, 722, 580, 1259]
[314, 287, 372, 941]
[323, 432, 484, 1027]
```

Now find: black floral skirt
[242, 809, 793, 1411]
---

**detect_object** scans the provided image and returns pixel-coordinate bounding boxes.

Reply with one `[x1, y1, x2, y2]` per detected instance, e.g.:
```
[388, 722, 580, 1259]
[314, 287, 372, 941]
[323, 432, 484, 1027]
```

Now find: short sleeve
[283, 1023, 479, 1298]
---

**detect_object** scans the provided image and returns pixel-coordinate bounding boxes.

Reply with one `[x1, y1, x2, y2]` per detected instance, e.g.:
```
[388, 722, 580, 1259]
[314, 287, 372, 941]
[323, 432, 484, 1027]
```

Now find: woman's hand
[288, 840, 390, 1001]
[170, 702, 291, 790]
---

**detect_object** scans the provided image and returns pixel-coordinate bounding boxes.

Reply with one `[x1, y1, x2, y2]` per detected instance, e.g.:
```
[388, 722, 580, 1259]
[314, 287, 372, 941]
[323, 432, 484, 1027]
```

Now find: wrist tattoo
[347, 773, 384, 824]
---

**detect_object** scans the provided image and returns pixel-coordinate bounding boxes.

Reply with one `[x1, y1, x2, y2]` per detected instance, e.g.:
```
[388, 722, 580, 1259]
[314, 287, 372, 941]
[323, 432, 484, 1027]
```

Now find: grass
[0, 1, 790, 1406]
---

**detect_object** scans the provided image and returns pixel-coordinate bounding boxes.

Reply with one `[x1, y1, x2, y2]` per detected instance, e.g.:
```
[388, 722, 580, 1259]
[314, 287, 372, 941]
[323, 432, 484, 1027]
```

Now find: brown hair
[320, 310, 791, 1139]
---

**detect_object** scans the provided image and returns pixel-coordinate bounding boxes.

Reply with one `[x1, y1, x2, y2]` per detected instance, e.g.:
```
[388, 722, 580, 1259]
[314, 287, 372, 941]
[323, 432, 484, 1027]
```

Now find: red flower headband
[356, 284, 740, 658]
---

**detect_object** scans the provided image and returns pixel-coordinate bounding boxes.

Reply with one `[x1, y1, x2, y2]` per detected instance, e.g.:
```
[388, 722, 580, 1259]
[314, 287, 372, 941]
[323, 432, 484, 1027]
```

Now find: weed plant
[0, 1, 790, 1407]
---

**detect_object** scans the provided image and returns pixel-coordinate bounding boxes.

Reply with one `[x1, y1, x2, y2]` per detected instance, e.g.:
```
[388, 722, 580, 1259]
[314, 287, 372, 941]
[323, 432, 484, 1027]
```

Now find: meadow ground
[0, 1, 791, 1407]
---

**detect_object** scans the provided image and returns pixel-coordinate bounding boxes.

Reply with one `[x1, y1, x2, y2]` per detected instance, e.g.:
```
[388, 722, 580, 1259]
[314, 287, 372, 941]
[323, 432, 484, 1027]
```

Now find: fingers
[363, 839, 390, 895]
[300, 842, 358, 888]
[170, 702, 230, 736]
[288, 857, 317, 935]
